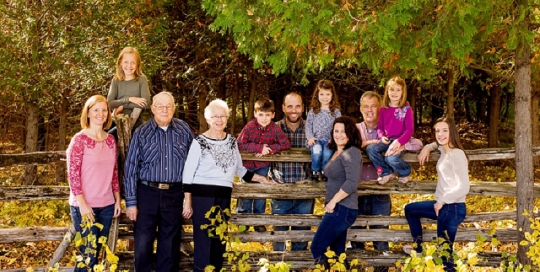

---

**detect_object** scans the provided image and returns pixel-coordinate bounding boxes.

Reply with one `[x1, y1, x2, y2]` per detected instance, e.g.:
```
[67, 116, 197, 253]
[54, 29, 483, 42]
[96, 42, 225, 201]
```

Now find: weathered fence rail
[1, 181, 539, 201]
[3, 146, 540, 165]
[0, 146, 537, 270]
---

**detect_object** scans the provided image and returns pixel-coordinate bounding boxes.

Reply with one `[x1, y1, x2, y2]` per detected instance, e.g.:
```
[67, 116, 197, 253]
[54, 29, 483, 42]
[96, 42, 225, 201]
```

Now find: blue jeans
[350, 194, 391, 251]
[310, 140, 333, 171]
[405, 201, 467, 272]
[271, 199, 314, 251]
[70, 204, 115, 272]
[237, 166, 269, 214]
[311, 204, 358, 260]
[366, 142, 411, 177]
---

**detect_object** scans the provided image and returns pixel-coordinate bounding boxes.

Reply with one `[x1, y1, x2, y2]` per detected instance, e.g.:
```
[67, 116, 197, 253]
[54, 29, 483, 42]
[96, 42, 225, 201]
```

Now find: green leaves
[201, 0, 533, 82]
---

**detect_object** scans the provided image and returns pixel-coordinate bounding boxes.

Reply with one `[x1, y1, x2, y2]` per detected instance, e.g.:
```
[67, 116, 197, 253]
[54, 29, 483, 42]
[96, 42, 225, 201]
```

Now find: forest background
[0, 0, 540, 269]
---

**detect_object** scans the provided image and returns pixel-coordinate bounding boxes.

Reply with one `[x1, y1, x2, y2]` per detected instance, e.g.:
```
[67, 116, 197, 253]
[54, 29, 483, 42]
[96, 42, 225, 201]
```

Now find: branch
[468, 63, 514, 82]
[529, 23, 540, 30]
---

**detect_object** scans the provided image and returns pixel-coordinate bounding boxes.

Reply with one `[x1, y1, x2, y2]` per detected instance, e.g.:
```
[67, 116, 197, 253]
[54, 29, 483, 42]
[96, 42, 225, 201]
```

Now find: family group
[66, 47, 470, 272]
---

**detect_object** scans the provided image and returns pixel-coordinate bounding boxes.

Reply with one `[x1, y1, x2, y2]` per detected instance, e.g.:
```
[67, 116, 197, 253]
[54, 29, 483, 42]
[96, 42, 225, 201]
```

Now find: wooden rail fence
[1, 126, 538, 271]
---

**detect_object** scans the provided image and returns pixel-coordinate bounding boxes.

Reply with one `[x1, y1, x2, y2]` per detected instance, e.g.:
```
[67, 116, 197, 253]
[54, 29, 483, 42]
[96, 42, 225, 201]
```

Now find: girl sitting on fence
[366, 76, 414, 184]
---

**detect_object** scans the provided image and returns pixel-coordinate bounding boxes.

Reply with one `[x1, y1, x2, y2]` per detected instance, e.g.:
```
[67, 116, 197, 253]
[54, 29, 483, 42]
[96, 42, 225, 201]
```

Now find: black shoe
[254, 225, 266, 232]
[321, 171, 328, 182]
[314, 256, 330, 270]
[311, 171, 319, 182]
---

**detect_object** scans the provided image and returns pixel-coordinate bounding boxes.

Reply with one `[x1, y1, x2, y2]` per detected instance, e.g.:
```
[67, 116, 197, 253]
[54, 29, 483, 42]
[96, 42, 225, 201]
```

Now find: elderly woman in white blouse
[183, 98, 274, 272]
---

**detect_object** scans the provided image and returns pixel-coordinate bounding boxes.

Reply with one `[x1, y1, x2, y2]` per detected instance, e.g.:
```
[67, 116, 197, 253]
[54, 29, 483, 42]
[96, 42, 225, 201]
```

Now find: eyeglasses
[211, 115, 228, 120]
[153, 105, 174, 111]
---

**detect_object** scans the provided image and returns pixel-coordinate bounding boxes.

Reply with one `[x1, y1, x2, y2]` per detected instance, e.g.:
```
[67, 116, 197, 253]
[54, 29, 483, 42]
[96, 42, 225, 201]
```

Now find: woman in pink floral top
[66, 95, 121, 271]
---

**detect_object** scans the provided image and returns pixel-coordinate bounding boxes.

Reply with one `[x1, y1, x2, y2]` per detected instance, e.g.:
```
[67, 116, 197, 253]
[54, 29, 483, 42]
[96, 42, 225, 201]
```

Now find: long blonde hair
[114, 47, 144, 81]
[381, 76, 407, 108]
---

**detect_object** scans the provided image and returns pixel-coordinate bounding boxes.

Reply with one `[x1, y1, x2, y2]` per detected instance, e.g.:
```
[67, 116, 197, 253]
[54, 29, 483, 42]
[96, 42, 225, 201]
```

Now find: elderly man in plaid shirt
[271, 92, 315, 251]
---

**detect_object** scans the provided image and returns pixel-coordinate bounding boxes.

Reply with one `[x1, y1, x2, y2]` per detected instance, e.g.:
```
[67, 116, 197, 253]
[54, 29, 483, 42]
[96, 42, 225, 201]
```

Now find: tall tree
[514, 0, 533, 265]
[0, 0, 169, 183]
[201, 0, 538, 263]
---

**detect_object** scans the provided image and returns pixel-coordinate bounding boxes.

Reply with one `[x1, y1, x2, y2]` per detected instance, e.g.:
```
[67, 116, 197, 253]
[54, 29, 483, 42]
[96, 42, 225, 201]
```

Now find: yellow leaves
[324, 250, 336, 258]
[0, 256, 17, 265]
[465, 254, 480, 266]
[434, 5, 443, 12]
[341, 0, 354, 11]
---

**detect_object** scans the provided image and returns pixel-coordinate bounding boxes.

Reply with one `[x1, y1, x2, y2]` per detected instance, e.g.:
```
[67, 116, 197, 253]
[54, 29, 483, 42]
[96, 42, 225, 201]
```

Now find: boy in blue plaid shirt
[237, 97, 290, 232]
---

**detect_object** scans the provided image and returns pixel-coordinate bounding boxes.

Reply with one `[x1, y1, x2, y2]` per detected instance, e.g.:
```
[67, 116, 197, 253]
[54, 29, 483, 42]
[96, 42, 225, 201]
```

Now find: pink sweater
[377, 105, 414, 145]
[67, 132, 119, 208]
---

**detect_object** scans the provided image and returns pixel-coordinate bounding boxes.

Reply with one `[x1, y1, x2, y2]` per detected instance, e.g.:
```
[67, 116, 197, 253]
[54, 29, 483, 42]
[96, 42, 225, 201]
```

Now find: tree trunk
[198, 87, 208, 133]
[241, 99, 247, 125]
[23, 103, 39, 185]
[446, 68, 455, 120]
[514, 0, 533, 265]
[504, 92, 511, 121]
[55, 90, 69, 183]
[430, 87, 443, 125]
[532, 87, 540, 167]
[216, 77, 226, 100]
[418, 91, 423, 126]
[247, 70, 257, 121]
[464, 99, 473, 122]
[409, 83, 417, 126]
[230, 72, 238, 135]
[488, 85, 502, 148]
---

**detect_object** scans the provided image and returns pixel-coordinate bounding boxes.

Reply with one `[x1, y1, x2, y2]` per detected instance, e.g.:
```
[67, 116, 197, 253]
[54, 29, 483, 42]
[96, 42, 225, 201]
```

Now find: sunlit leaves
[201, 0, 525, 81]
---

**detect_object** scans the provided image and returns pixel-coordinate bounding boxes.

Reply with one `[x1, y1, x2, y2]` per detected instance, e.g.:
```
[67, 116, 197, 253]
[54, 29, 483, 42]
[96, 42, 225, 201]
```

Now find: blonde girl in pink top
[67, 95, 121, 271]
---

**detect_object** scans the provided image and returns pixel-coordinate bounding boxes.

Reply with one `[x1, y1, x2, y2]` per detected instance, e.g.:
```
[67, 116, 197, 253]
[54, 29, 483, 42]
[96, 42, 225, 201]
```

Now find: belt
[140, 181, 181, 190]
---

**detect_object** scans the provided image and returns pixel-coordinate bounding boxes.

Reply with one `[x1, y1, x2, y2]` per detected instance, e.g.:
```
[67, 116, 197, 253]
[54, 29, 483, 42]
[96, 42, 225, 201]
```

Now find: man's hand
[126, 206, 138, 221]
[307, 138, 317, 147]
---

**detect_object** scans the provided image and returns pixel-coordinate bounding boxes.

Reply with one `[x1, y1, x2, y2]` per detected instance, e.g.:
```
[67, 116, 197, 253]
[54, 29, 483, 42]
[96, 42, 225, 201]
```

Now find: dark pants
[192, 192, 232, 272]
[70, 204, 115, 272]
[134, 183, 184, 272]
[405, 201, 467, 272]
[271, 198, 315, 251]
[350, 194, 391, 251]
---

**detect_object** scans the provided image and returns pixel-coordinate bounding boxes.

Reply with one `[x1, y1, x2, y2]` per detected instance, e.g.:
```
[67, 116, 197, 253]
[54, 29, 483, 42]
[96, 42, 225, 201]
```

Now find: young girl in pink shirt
[366, 76, 414, 184]
[67, 95, 121, 271]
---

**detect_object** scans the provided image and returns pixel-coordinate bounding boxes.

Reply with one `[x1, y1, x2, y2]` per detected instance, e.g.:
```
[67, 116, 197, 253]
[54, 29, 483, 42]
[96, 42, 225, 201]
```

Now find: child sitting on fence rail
[366, 76, 415, 185]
